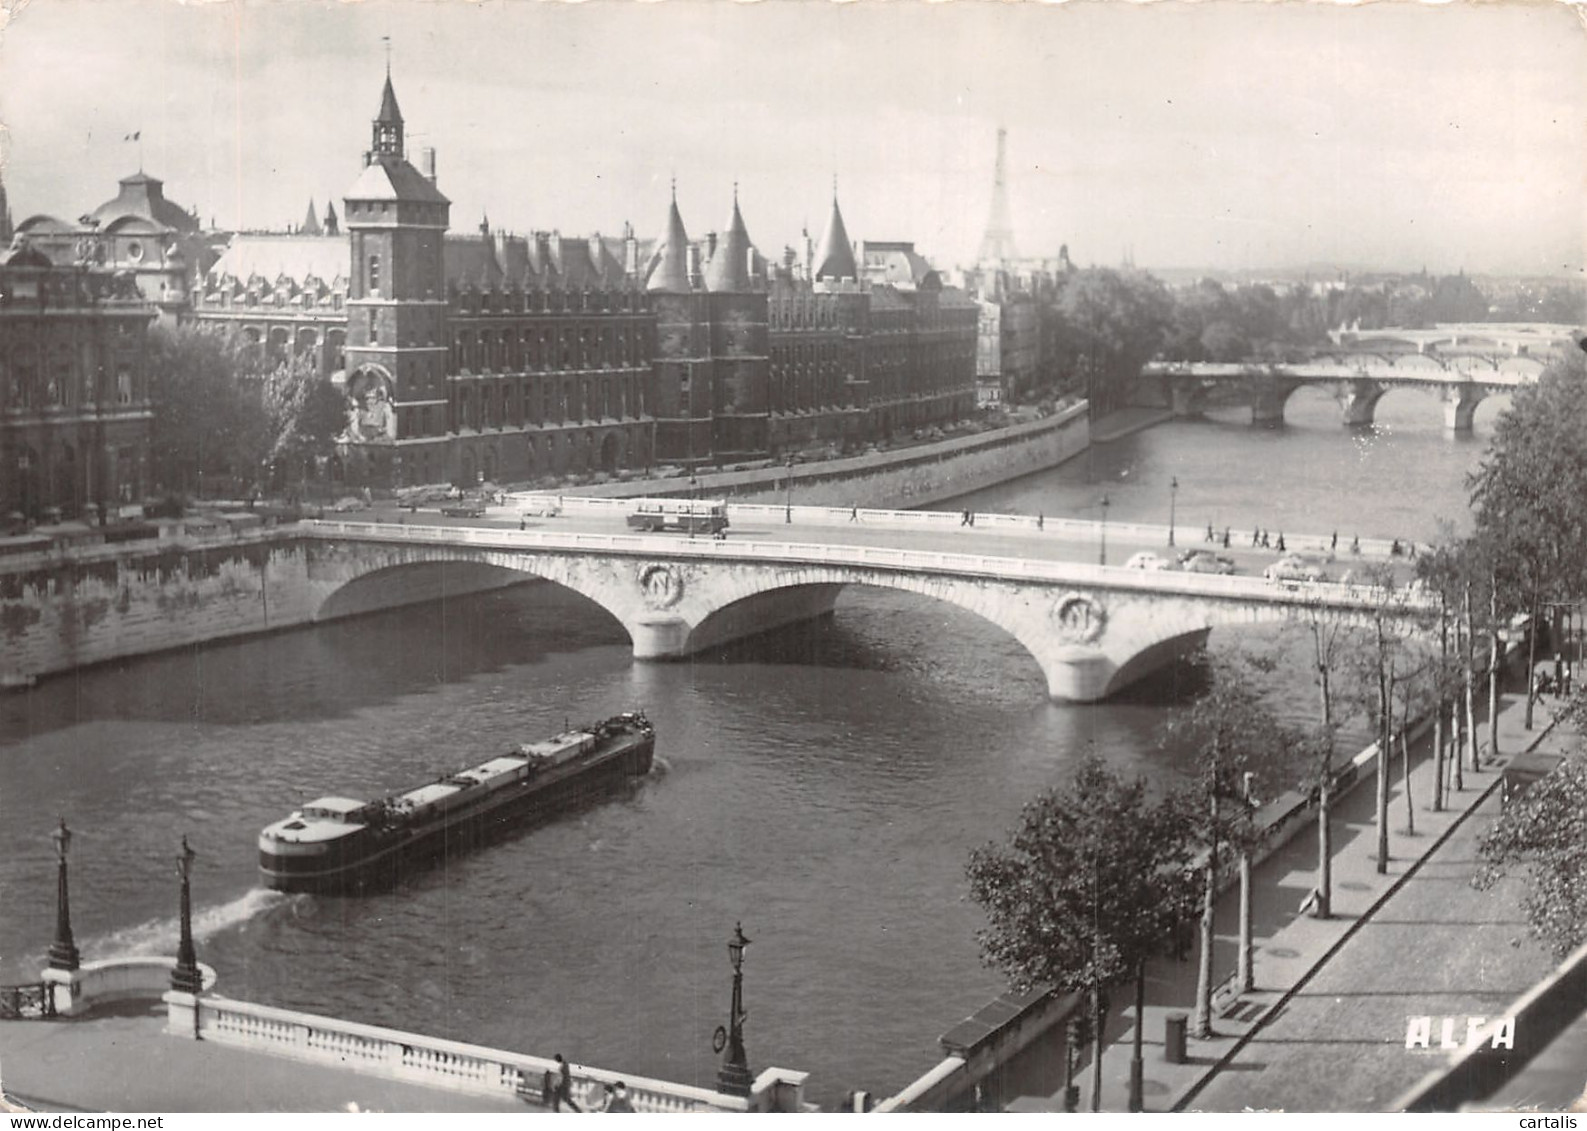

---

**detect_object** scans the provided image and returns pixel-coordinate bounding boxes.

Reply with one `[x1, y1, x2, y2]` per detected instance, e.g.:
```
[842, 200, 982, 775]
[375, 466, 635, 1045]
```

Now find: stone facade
[0, 249, 156, 524]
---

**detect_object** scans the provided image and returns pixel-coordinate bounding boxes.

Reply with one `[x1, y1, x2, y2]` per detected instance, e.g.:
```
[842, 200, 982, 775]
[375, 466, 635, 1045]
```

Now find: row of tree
[147, 324, 348, 500]
[968, 343, 1587, 1111]
[1028, 267, 1585, 414]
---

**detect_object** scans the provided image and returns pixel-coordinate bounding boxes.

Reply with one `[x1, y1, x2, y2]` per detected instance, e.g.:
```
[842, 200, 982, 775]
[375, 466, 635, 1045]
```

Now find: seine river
[0, 388, 1502, 1106]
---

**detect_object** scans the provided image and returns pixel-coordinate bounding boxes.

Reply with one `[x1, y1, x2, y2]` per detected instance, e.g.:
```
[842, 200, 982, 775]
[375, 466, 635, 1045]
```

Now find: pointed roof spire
[813, 184, 857, 282]
[647, 189, 692, 293]
[301, 199, 322, 236]
[323, 200, 339, 235]
[377, 73, 403, 125]
[704, 189, 756, 293]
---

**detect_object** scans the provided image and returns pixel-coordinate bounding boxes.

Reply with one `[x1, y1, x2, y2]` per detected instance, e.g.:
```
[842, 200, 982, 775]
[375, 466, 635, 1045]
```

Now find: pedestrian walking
[1351, 535, 1360, 555]
[1251, 527, 1260, 547]
[552, 1053, 582, 1113]
[1276, 533, 1286, 553]
[1206, 522, 1215, 543]
[849, 504, 859, 523]
[1037, 513, 1045, 531]
[1260, 529, 1270, 549]
[961, 509, 971, 527]
[1222, 527, 1231, 548]
[1330, 530, 1338, 551]
[519, 517, 526, 531]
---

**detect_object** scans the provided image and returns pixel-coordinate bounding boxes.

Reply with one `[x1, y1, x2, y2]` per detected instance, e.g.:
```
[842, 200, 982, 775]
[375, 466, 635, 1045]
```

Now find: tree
[1049, 268, 1173, 417]
[1469, 349, 1587, 731]
[262, 352, 348, 493]
[1287, 605, 1354, 918]
[147, 323, 271, 497]
[1476, 754, 1587, 960]
[967, 754, 1196, 1112]
[148, 323, 347, 501]
[1162, 656, 1305, 1035]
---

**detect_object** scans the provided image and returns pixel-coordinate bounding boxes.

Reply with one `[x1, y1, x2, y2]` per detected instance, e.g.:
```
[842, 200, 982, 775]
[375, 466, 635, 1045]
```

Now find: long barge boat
[258, 711, 655, 893]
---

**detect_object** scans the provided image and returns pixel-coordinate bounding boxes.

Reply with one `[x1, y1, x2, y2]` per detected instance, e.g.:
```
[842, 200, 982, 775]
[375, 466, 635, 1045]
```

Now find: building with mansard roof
[0, 244, 156, 524]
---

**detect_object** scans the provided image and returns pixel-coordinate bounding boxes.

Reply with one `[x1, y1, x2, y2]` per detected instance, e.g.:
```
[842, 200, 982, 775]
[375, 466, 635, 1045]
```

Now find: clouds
[1, 0, 1581, 276]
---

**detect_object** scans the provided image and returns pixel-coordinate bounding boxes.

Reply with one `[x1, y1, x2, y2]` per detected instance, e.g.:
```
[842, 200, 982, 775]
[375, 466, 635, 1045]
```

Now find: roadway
[339, 499, 1420, 588]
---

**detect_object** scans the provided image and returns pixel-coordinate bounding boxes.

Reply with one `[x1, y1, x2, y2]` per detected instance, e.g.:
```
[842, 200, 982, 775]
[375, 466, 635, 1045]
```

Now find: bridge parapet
[304, 520, 1435, 616]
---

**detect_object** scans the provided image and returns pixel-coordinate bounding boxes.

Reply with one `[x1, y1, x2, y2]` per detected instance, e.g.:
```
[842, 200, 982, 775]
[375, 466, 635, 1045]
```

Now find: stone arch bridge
[303, 521, 1435, 702]
[1143, 360, 1536, 431]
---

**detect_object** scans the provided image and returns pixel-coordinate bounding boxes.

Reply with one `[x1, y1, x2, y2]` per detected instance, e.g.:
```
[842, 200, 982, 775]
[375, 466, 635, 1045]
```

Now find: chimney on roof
[624, 224, 638, 278]
[686, 243, 702, 288]
[706, 231, 718, 260]
[422, 147, 438, 186]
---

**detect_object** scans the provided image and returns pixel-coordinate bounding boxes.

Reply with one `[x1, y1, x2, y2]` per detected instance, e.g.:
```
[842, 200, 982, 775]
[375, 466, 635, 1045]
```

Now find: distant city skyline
[0, 0, 1582, 278]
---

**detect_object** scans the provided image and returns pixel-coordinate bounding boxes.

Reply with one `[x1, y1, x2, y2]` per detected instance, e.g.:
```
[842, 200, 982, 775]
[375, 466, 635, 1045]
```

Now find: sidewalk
[1006, 680, 1573, 1113]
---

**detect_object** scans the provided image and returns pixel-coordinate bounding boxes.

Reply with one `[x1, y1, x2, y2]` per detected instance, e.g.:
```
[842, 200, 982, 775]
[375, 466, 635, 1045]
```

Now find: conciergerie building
[9, 71, 979, 497]
[205, 71, 977, 488]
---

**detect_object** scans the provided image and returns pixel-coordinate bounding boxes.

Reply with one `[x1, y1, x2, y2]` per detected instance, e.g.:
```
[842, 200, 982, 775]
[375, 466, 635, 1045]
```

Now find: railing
[1144, 361, 1535, 384]
[184, 994, 760, 1113]
[0, 983, 55, 1019]
[304, 520, 1437, 616]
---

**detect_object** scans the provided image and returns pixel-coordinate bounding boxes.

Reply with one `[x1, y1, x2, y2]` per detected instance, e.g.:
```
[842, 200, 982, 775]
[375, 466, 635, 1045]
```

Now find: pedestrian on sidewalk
[849, 504, 859, 523]
[1222, 527, 1231, 548]
[961, 509, 971, 527]
[1331, 530, 1338, 551]
[1351, 535, 1360, 555]
[1276, 532, 1286, 553]
[1037, 513, 1045, 531]
[552, 1053, 582, 1112]
[1206, 522, 1215, 543]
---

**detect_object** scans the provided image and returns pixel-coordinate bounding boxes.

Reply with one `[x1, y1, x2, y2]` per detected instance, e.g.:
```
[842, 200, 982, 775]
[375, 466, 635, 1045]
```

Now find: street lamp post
[715, 922, 753, 1098]
[171, 836, 203, 994]
[48, 818, 80, 972]
[784, 456, 793, 525]
[1168, 476, 1179, 547]
[1099, 493, 1111, 566]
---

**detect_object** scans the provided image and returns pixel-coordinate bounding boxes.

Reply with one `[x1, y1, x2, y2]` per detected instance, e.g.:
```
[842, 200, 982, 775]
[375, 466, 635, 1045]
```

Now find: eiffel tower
[977, 126, 1017, 264]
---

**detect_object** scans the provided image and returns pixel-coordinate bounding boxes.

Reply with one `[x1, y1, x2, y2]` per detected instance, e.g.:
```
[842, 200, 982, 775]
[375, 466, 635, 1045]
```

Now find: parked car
[441, 497, 489, 518]
[1177, 550, 1236, 575]
[1124, 551, 1171, 571]
[1264, 555, 1328, 583]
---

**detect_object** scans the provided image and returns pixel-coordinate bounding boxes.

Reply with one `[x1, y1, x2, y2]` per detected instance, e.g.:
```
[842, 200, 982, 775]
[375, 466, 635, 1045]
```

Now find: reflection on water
[0, 392, 1493, 1105]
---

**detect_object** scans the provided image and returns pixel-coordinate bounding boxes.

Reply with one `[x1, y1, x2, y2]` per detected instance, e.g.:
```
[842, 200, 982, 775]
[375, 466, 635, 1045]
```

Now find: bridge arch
[302, 534, 1423, 703]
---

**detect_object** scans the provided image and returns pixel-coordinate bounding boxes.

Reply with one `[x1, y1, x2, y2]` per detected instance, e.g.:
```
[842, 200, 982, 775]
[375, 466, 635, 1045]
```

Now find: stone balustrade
[506, 492, 1424, 564]
[43, 957, 217, 1016]
[163, 991, 806, 1112]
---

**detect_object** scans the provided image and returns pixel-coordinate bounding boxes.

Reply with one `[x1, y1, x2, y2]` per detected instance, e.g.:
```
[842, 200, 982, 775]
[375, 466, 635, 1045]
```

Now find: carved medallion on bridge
[1051, 593, 1106, 643]
[638, 564, 684, 610]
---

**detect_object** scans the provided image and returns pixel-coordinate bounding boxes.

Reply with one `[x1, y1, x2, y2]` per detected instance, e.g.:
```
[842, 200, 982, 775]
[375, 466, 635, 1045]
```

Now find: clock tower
[341, 71, 452, 487]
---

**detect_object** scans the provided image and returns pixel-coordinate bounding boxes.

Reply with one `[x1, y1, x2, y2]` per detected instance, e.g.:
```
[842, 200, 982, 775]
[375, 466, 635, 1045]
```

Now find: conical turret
[301, 199, 322, 236]
[813, 188, 857, 282]
[647, 186, 692, 293]
[704, 188, 755, 293]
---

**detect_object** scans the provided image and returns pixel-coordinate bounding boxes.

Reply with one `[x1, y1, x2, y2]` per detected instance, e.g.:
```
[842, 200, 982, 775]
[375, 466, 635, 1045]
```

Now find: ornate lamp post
[1098, 493, 1111, 566]
[48, 818, 80, 971]
[1168, 475, 1179, 547]
[715, 922, 753, 1097]
[784, 456, 794, 524]
[170, 836, 203, 994]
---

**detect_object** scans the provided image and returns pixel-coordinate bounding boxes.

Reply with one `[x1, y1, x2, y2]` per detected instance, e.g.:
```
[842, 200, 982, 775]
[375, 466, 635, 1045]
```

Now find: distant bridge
[302, 518, 1435, 703]
[1143, 359, 1537, 431]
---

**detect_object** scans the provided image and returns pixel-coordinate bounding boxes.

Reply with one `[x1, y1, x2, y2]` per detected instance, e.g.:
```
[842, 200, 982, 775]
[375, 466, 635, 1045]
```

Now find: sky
[0, 0, 1582, 278]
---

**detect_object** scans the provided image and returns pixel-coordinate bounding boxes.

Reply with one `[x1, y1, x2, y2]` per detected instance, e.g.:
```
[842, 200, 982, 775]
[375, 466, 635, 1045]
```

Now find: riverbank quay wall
[0, 526, 532, 687]
[569, 402, 1091, 510]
